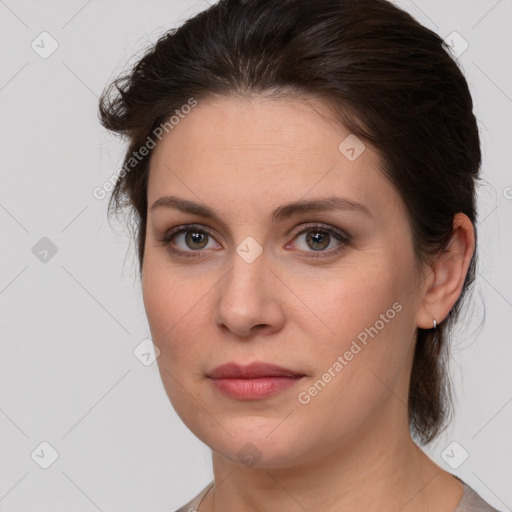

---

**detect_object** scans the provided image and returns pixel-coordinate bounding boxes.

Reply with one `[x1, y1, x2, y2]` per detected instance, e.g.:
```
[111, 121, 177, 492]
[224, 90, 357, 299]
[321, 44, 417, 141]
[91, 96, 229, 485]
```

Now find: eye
[288, 223, 350, 258]
[157, 222, 350, 260]
[159, 224, 220, 259]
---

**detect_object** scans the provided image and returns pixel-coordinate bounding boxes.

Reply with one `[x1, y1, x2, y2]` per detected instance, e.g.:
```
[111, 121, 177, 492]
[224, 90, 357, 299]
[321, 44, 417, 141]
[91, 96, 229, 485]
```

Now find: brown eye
[184, 230, 209, 250]
[160, 224, 221, 258]
[291, 223, 350, 259]
[305, 230, 331, 251]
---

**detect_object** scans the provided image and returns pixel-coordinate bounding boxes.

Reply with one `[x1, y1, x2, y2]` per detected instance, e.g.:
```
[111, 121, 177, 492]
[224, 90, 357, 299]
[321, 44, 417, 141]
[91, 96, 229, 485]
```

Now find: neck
[201, 400, 461, 512]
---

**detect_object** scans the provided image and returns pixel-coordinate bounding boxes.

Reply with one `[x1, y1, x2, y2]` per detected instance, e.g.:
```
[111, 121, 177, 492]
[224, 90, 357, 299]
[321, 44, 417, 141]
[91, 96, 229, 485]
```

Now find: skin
[142, 95, 475, 512]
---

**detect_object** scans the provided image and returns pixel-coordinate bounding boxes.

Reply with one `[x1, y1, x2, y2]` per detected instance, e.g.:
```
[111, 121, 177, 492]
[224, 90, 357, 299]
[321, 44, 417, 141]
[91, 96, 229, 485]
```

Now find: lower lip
[209, 376, 304, 400]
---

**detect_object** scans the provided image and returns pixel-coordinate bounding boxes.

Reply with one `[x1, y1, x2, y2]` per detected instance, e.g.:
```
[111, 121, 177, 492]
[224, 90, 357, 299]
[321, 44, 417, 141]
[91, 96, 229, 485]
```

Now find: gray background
[0, 0, 511, 510]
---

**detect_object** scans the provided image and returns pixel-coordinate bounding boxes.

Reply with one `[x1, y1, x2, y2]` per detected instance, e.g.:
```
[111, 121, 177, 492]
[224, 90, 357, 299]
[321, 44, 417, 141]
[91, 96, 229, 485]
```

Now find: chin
[197, 418, 312, 470]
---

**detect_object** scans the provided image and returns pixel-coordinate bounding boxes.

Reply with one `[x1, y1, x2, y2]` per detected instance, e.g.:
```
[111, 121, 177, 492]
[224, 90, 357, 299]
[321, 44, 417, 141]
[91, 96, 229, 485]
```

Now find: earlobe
[416, 213, 476, 330]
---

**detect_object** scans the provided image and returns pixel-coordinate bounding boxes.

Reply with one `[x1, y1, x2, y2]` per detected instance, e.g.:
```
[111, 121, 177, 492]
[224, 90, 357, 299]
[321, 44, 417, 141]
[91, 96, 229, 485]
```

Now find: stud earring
[433, 318, 437, 329]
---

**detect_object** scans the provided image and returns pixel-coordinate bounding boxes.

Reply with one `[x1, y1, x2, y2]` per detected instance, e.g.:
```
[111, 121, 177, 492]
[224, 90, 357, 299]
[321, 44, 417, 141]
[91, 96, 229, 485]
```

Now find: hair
[98, 0, 481, 445]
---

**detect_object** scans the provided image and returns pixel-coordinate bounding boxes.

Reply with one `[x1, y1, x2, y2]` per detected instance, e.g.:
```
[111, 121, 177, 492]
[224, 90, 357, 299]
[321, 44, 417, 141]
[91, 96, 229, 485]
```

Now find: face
[142, 95, 425, 469]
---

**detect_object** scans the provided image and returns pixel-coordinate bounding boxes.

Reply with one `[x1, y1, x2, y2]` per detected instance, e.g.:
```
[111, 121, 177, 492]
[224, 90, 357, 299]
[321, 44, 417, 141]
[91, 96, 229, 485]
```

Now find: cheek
[290, 256, 405, 347]
[142, 273, 178, 344]
[291, 256, 413, 400]
[142, 260, 187, 362]
[142, 263, 214, 427]
[293, 307, 412, 442]
[143, 253, 195, 335]
[142, 258, 216, 370]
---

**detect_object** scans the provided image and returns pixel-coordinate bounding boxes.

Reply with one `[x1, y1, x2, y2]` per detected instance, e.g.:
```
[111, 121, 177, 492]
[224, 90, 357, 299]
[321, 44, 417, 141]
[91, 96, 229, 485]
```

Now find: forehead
[147, 95, 400, 220]
[151, 94, 365, 162]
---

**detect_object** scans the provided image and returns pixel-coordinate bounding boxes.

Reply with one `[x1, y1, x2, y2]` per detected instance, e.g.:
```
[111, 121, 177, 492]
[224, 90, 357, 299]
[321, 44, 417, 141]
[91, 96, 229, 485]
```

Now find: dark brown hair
[98, 0, 481, 445]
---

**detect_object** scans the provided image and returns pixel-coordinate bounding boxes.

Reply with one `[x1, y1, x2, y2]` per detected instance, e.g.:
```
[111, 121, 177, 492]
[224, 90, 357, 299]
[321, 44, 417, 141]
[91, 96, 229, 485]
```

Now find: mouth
[207, 362, 306, 400]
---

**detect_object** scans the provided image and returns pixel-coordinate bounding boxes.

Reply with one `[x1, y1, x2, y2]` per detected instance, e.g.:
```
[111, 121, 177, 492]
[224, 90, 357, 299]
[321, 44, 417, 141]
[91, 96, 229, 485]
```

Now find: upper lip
[208, 362, 305, 379]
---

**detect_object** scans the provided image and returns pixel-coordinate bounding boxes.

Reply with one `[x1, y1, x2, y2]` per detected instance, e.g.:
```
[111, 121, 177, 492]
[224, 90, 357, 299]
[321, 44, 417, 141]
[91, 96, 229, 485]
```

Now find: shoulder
[173, 481, 214, 512]
[454, 479, 503, 512]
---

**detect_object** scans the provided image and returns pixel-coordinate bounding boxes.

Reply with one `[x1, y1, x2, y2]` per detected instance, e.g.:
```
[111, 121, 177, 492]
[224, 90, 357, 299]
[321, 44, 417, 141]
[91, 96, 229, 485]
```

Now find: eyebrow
[150, 195, 373, 222]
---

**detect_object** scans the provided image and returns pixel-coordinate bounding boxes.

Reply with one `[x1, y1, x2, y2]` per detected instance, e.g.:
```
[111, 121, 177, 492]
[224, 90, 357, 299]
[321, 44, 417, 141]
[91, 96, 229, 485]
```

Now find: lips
[208, 362, 305, 379]
[207, 362, 305, 400]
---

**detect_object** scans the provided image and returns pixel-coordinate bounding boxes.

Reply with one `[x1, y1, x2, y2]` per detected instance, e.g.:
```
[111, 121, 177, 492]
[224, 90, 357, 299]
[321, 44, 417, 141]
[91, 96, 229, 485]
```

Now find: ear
[416, 213, 476, 329]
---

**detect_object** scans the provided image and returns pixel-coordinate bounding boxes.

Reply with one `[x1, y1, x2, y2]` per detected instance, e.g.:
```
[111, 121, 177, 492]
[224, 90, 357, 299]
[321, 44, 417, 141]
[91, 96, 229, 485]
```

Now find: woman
[98, 0, 501, 510]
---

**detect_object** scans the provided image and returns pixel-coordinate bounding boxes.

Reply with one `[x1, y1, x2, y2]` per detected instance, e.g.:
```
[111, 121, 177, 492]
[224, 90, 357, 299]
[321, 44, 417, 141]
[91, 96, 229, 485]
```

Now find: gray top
[174, 477, 502, 512]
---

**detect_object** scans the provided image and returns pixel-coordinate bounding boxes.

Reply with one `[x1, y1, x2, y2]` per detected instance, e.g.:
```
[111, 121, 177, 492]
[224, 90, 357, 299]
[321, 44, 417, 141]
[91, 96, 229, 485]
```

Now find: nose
[213, 249, 286, 339]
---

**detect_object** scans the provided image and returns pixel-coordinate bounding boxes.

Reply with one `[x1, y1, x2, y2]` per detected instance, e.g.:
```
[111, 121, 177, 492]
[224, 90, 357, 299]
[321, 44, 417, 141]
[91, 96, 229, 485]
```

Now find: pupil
[187, 231, 206, 249]
[307, 231, 329, 250]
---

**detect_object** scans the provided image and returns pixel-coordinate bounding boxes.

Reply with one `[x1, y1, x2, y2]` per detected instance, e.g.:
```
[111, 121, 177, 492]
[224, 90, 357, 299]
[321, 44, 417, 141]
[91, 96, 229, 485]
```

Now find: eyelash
[157, 223, 351, 260]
